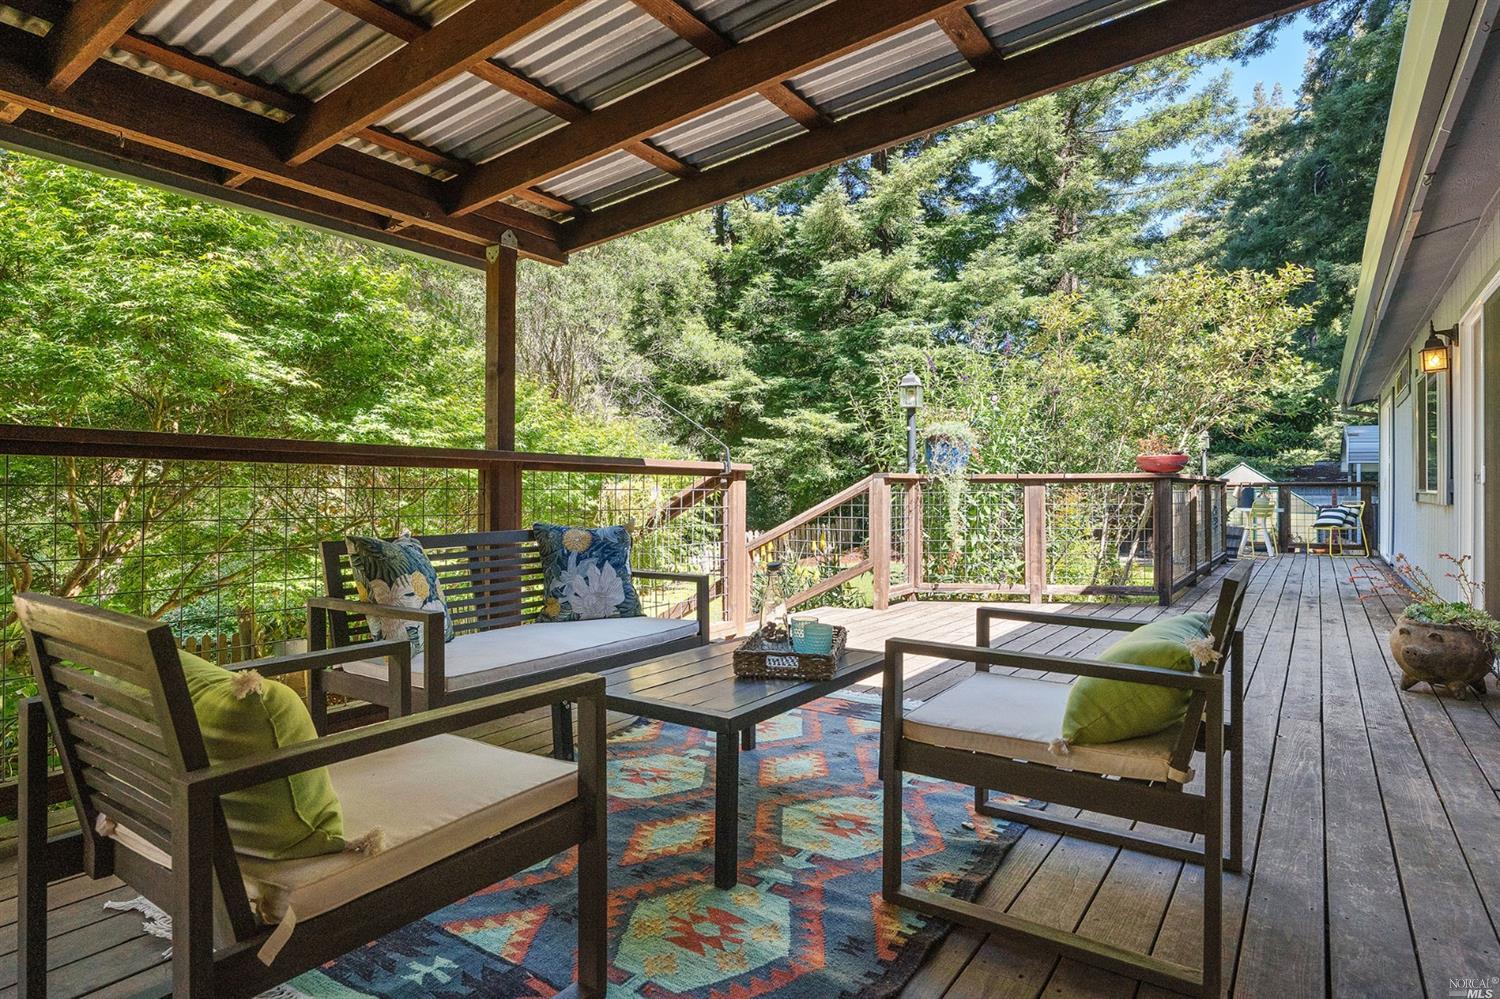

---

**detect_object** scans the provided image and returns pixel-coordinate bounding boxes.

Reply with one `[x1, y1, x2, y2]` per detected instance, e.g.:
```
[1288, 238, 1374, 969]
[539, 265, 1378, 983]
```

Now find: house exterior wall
[1375, 207, 1500, 601]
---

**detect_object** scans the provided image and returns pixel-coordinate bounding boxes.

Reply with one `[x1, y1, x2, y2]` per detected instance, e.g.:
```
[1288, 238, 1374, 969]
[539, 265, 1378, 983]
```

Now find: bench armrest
[634, 570, 712, 644]
[183, 674, 605, 796]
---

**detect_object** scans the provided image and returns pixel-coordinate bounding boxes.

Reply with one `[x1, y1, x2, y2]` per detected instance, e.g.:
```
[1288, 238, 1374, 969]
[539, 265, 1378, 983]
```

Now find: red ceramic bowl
[1135, 453, 1191, 474]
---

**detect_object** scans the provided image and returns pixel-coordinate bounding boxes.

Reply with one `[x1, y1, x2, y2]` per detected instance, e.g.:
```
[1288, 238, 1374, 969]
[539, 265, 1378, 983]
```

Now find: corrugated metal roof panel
[537, 147, 671, 207]
[789, 21, 967, 120]
[380, 72, 562, 164]
[498, 0, 701, 110]
[969, 0, 1158, 53]
[684, 0, 828, 43]
[651, 93, 803, 168]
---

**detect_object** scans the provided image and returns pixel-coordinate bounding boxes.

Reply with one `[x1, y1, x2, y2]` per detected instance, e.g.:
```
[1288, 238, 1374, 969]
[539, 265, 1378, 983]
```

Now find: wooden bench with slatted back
[315, 529, 710, 749]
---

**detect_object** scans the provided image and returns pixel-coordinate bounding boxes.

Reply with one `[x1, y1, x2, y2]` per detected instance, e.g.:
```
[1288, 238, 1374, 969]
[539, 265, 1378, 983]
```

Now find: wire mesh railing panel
[889, 480, 909, 590]
[1171, 482, 1193, 583]
[521, 470, 728, 621]
[1044, 481, 1156, 590]
[749, 490, 872, 613]
[0, 455, 481, 783]
[922, 480, 1025, 589]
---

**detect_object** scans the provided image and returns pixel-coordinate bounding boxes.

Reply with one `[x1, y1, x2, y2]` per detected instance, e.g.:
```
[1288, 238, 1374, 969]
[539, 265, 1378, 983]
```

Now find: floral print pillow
[533, 523, 643, 622]
[345, 531, 454, 651]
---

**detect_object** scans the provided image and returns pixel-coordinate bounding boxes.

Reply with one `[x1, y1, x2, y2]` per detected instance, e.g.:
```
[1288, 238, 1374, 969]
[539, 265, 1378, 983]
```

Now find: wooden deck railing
[745, 472, 1230, 616]
[0, 425, 749, 811]
[1239, 480, 1379, 552]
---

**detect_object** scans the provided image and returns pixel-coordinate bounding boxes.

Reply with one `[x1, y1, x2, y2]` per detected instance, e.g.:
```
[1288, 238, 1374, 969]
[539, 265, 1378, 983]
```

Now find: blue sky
[1228, 13, 1316, 107]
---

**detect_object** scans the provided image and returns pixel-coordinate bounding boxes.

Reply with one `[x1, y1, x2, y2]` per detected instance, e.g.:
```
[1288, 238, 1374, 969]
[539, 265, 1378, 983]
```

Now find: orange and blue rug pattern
[280, 695, 1024, 998]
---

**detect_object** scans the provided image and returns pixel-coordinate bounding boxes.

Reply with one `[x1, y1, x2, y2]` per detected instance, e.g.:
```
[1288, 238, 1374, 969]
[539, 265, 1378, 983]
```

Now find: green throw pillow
[1061, 612, 1213, 745]
[179, 651, 345, 860]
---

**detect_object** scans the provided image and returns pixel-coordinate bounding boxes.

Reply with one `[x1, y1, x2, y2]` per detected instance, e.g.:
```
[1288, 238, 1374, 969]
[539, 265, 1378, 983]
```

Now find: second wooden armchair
[881, 564, 1249, 998]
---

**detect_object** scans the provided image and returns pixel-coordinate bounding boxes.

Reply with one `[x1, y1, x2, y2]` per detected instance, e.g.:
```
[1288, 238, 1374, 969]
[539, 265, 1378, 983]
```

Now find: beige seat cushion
[903, 671, 1193, 783]
[341, 616, 697, 691]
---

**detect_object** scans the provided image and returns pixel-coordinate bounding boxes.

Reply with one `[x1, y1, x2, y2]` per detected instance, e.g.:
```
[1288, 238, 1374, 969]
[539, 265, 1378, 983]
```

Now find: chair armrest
[182, 674, 605, 797]
[308, 596, 445, 637]
[634, 570, 712, 644]
[885, 637, 1218, 691]
[977, 605, 1142, 635]
[222, 639, 410, 679]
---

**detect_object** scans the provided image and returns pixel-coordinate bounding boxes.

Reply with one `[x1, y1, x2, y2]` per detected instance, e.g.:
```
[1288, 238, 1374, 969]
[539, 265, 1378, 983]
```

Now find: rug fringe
[104, 895, 173, 958]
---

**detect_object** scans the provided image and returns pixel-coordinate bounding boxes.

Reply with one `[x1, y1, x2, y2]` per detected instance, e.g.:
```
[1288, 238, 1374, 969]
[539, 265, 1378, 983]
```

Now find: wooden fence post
[1023, 483, 1046, 604]
[1187, 486, 1199, 581]
[1360, 482, 1376, 552]
[1277, 484, 1292, 553]
[723, 472, 748, 634]
[479, 461, 522, 532]
[1153, 477, 1174, 606]
[869, 475, 891, 611]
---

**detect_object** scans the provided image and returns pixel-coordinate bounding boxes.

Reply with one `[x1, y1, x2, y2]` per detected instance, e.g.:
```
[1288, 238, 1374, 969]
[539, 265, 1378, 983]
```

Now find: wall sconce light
[1421, 322, 1457, 374]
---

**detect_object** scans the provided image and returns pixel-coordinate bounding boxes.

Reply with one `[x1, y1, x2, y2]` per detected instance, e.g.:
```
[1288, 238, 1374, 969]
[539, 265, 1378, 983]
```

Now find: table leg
[715, 730, 740, 889]
[741, 726, 755, 751]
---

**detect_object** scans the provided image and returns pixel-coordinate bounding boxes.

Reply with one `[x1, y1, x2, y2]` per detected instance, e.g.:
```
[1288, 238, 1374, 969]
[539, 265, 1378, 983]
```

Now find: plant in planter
[1364, 554, 1499, 699]
[922, 420, 980, 565]
[1134, 432, 1191, 474]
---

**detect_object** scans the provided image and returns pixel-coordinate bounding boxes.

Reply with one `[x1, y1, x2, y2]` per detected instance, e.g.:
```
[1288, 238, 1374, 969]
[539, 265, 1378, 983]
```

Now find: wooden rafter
[110, 31, 578, 215]
[46, 0, 156, 90]
[629, 0, 832, 130]
[0, 109, 489, 263]
[0, 30, 567, 261]
[285, 0, 588, 165]
[319, 0, 426, 43]
[560, 0, 1317, 250]
[447, 0, 971, 216]
[934, 8, 997, 68]
[0, 103, 24, 124]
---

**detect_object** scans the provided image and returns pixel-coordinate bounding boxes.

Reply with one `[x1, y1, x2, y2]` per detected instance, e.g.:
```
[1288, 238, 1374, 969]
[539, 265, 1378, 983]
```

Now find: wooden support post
[1023, 483, 1045, 604]
[1360, 482, 1376, 553]
[1187, 487, 1199, 580]
[869, 475, 891, 611]
[481, 234, 522, 530]
[1276, 484, 1292, 554]
[905, 479, 924, 593]
[1153, 477, 1174, 606]
[724, 472, 748, 634]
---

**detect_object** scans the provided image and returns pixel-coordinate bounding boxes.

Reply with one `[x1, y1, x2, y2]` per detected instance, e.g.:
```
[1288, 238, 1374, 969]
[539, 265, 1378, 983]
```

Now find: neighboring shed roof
[0, 0, 1312, 266]
[1341, 425, 1379, 468]
[1222, 461, 1272, 485]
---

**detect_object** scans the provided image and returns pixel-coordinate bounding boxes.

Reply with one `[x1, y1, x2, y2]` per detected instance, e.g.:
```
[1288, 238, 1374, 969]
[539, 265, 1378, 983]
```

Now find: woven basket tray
[733, 625, 848, 681]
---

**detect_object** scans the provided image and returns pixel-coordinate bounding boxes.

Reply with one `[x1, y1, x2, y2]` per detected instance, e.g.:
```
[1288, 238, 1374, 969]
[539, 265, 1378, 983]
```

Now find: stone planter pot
[1135, 453, 1190, 474]
[1390, 614, 1495, 698]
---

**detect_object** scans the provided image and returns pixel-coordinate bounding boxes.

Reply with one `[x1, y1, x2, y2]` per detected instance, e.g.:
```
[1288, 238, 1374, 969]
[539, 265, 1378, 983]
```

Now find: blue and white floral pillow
[533, 523, 642, 622]
[345, 531, 454, 650]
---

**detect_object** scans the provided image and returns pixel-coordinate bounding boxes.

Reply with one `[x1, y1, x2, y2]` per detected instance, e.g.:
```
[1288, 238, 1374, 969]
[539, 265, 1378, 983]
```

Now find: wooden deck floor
[3, 554, 1497, 997]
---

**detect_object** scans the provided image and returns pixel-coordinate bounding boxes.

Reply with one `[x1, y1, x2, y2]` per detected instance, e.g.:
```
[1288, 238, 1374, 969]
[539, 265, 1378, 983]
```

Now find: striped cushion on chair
[1312, 505, 1360, 529]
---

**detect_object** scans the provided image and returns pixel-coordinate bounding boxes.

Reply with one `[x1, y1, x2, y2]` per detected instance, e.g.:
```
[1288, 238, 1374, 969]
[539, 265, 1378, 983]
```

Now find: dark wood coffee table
[599, 640, 884, 888]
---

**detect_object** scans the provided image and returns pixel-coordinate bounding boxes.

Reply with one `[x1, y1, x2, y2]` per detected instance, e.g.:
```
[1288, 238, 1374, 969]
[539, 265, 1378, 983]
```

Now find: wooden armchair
[880, 564, 1249, 998]
[15, 593, 608, 999]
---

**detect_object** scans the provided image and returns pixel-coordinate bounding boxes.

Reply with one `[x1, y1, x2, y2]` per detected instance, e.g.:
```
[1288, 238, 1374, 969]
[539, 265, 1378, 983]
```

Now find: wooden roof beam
[934, 8, 997, 68]
[448, 0, 973, 216]
[561, 0, 1318, 250]
[0, 31, 566, 262]
[285, 0, 586, 166]
[629, 0, 833, 129]
[46, 0, 157, 90]
[109, 32, 580, 215]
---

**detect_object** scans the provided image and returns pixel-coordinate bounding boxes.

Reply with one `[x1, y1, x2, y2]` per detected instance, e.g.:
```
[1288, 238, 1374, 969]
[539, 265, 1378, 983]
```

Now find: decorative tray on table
[732, 625, 847, 681]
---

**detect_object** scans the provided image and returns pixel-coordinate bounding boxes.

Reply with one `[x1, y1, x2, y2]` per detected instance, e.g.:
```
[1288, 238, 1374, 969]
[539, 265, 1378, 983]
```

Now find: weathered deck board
[5, 555, 1499, 997]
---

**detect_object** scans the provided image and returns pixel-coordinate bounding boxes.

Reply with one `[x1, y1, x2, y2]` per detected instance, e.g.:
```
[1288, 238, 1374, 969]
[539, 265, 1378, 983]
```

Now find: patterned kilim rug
[276, 695, 1025, 998]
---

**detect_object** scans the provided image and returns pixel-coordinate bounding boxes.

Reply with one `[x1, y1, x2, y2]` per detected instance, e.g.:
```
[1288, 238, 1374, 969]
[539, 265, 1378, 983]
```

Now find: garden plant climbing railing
[747, 472, 1229, 615]
[0, 424, 747, 814]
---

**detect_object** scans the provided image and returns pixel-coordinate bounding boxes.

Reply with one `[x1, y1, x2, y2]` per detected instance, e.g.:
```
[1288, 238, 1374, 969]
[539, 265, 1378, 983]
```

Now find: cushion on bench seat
[339, 616, 698, 691]
[903, 671, 1192, 783]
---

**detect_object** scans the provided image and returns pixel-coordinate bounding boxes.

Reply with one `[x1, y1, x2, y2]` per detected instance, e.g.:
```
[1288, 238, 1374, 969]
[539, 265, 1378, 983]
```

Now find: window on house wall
[1416, 364, 1448, 499]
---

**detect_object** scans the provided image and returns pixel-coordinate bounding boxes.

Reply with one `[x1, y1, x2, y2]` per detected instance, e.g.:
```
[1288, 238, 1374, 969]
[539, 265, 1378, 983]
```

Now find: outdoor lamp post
[898, 372, 923, 474]
[1421, 322, 1456, 373]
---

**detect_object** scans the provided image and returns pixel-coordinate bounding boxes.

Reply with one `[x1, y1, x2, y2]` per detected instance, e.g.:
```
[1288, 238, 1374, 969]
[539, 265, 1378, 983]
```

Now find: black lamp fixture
[898, 372, 923, 474]
[1421, 321, 1457, 374]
